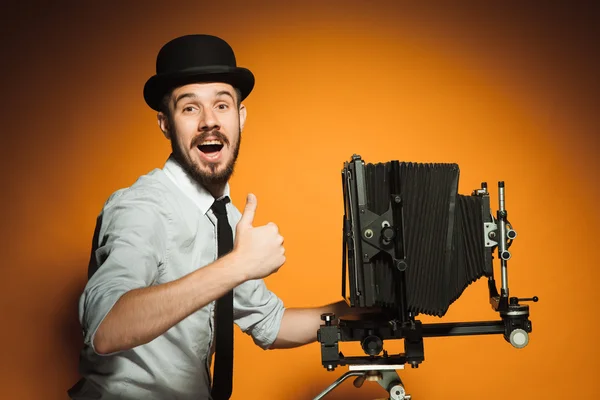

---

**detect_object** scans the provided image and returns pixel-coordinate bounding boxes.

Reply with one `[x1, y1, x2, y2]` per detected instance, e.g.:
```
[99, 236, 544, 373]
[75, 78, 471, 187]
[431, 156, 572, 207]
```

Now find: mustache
[191, 130, 230, 147]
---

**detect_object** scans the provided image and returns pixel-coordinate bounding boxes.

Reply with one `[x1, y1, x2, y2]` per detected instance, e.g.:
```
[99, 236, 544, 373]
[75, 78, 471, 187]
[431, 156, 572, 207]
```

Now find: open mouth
[197, 139, 224, 159]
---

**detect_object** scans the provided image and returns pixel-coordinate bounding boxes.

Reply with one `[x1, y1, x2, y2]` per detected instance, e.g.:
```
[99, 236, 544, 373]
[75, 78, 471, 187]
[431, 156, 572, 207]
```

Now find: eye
[182, 105, 197, 113]
[216, 103, 229, 110]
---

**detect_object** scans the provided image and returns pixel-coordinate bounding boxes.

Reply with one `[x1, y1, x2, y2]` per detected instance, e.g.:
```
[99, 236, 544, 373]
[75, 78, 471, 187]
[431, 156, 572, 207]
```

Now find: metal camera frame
[314, 155, 537, 400]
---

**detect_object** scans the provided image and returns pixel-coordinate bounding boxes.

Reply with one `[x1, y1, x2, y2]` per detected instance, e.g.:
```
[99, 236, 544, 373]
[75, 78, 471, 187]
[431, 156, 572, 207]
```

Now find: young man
[68, 34, 349, 400]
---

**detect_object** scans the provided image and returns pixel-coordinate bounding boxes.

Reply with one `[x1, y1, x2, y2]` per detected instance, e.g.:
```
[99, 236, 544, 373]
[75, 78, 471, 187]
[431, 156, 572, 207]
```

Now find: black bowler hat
[143, 34, 255, 111]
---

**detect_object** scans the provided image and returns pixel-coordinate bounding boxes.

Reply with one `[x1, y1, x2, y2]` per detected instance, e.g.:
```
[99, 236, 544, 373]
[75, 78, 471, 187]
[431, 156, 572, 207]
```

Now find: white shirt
[68, 155, 285, 399]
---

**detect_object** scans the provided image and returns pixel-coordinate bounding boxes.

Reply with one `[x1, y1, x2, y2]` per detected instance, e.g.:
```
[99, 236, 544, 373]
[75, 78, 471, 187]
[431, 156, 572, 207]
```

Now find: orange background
[1, 1, 598, 399]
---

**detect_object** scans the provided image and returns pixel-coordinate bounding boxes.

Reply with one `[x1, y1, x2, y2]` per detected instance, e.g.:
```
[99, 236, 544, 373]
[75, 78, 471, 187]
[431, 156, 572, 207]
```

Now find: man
[68, 34, 349, 399]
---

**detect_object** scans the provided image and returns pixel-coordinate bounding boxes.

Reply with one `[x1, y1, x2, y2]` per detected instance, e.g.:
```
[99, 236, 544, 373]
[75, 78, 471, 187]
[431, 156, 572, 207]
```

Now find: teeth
[200, 140, 222, 146]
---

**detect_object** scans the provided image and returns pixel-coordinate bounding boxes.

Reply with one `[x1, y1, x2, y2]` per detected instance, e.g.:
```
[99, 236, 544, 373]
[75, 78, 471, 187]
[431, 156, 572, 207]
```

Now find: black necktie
[210, 196, 234, 400]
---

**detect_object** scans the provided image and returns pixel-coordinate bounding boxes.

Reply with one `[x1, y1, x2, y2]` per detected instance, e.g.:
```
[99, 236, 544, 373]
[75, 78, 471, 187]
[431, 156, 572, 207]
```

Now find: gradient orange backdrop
[1, 1, 598, 399]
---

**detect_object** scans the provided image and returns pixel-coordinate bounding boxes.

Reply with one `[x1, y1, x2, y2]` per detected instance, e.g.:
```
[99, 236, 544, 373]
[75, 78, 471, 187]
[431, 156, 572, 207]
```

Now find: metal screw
[365, 229, 373, 238]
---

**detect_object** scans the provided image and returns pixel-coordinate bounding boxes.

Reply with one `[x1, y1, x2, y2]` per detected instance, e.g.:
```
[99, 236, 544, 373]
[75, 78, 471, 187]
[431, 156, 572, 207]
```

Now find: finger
[267, 222, 278, 233]
[239, 193, 257, 227]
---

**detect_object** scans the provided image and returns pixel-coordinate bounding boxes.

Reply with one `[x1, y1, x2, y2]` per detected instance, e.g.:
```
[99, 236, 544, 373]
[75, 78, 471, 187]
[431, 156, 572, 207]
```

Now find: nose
[199, 107, 220, 132]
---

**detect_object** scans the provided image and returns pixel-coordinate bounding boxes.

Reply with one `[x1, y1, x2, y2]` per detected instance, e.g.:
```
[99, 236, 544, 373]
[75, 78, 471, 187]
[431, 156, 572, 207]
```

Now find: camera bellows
[363, 161, 491, 317]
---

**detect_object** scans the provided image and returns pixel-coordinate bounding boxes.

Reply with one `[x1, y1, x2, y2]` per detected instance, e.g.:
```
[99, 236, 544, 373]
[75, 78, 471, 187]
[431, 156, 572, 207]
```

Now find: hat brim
[143, 66, 255, 111]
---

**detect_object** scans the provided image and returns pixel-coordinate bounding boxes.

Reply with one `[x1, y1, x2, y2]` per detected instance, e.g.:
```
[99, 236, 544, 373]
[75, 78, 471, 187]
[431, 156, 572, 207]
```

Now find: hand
[233, 193, 286, 280]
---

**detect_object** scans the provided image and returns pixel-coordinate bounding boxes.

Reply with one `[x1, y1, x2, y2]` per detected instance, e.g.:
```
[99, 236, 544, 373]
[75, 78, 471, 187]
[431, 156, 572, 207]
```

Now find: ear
[157, 112, 171, 140]
[239, 104, 247, 131]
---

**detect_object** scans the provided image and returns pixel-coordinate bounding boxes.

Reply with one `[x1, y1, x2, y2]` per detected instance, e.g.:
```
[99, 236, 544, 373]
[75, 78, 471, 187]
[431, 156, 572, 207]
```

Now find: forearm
[270, 300, 349, 349]
[93, 252, 247, 354]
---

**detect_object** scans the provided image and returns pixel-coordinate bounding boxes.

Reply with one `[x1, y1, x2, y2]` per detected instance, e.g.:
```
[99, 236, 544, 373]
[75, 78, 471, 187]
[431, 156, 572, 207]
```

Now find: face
[158, 82, 246, 193]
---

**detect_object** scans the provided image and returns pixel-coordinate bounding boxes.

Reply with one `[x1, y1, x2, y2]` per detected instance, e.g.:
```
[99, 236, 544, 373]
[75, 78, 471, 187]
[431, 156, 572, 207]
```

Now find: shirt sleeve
[78, 187, 170, 355]
[233, 279, 285, 350]
[227, 204, 286, 350]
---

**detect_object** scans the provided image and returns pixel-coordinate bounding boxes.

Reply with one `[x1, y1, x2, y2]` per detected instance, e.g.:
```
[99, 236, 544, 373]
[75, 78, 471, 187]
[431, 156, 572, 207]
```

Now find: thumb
[239, 193, 257, 227]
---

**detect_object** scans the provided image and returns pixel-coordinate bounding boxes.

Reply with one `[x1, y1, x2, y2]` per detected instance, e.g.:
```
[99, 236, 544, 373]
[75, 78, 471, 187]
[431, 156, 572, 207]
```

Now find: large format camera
[314, 155, 537, 400]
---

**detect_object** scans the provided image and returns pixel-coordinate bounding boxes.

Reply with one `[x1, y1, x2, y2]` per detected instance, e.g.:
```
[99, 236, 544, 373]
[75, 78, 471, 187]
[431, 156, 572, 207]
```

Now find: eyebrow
[215, 90, 235, 102]
[173, 92, 198, 108]
[173, 90, 235, 108]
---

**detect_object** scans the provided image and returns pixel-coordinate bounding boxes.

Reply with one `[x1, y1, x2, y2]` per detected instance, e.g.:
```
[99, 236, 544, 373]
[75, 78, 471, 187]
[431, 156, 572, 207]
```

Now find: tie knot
[211, 196, 230, 216]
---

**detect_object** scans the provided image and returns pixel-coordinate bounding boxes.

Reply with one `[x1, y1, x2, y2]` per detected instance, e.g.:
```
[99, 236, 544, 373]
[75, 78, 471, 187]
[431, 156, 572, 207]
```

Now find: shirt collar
[162, 154, 230, 215]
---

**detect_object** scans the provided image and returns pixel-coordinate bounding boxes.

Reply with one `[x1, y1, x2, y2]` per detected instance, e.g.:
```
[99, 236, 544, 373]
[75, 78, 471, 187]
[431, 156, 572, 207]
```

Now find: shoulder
[101, 168, 175, 220]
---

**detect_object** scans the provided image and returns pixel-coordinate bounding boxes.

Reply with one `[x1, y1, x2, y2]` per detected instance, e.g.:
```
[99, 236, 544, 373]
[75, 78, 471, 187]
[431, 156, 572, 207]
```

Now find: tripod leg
[313, 371, 366, 400]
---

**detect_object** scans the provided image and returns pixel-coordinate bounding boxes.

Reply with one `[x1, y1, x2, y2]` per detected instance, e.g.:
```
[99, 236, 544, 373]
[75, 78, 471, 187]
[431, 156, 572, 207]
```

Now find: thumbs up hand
[234, 194, 286, 280]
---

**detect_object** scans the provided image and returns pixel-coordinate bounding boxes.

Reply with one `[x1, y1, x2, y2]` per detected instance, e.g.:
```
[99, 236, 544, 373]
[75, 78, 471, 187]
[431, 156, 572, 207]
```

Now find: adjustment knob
[321, 313, 335, 326]
[509, 329, 529, 349]
[389, 384, 406, 400]
[361, 335, 383, 356]
[381, 226, 395, 245]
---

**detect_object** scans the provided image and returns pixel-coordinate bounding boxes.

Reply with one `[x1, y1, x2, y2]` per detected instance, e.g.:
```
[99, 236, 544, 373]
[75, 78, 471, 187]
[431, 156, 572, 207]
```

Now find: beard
[171, 127, 242, 189]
